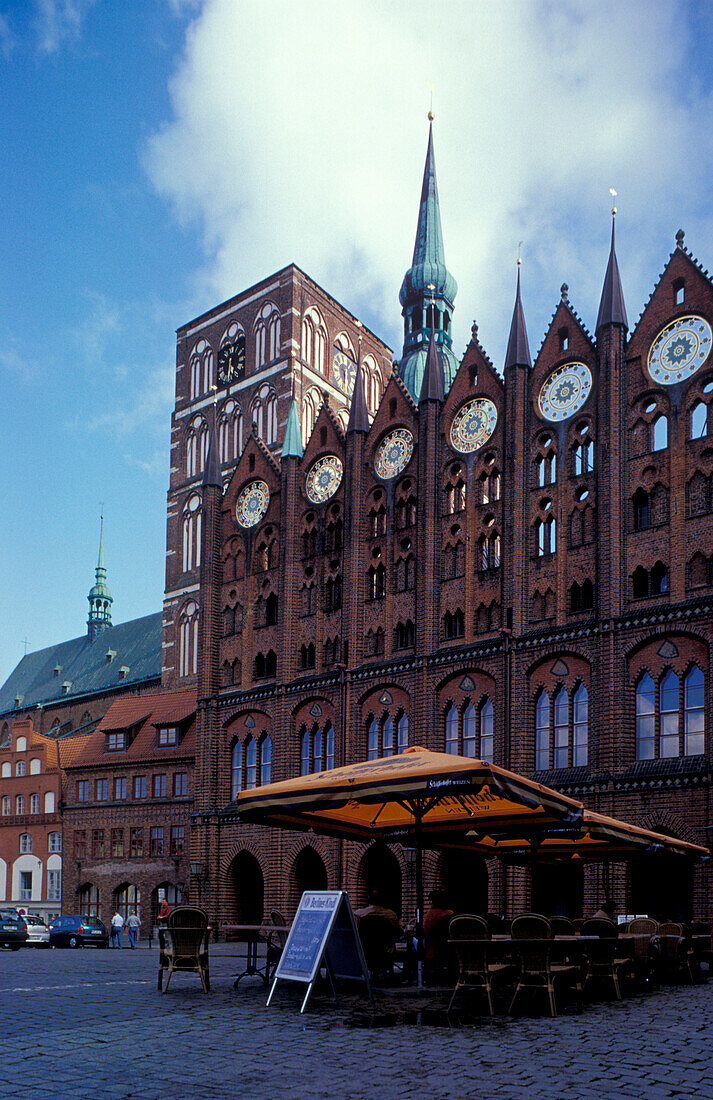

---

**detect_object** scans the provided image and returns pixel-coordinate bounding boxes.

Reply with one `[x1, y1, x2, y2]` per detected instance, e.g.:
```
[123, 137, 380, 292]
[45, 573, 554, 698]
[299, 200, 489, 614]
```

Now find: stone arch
[289, 846, 329, 911]
[224, 849, 265, 924]
[356, 843, 402, 916]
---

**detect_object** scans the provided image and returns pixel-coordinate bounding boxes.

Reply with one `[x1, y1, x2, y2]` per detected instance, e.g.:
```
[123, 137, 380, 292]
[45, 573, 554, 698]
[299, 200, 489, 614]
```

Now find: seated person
[592, 898, 617, 921]
[422, 889, 454, 978]
[355, 890, 402, 932]
[355, 891, 402, 978]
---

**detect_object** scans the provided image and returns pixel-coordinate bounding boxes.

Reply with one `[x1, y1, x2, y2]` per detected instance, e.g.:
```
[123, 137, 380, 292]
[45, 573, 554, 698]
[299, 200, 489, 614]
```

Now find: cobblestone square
[1, 945, 712, 1099]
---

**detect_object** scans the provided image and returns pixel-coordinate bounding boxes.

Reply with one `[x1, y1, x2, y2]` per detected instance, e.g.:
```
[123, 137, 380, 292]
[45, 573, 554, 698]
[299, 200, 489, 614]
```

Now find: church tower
[87, 514, 113, 641]
[398, 116, 458, 399]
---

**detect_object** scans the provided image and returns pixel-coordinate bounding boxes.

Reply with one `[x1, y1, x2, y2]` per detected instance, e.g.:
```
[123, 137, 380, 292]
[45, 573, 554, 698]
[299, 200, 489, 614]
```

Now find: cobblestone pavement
[1, 944, 712, 1099]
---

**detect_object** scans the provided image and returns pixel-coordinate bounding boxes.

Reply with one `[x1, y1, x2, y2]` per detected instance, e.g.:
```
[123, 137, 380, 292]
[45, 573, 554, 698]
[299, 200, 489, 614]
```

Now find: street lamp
[190, 861, 207, 906]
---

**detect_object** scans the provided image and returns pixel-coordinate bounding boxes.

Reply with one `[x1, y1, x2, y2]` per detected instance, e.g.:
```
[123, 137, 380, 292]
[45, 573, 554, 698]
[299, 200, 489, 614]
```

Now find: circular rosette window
[538, 362, 593, 422]
[305, 455, 343, 504]
[647, 315, 712, 385]
[449, 398, 498, 453]
[374, 428, 414, 480]
[235, 479, 270, 528]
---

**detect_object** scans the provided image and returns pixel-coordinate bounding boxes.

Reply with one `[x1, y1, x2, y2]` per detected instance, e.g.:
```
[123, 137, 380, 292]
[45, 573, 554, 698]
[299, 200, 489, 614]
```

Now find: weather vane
[609, 187, 617, 216]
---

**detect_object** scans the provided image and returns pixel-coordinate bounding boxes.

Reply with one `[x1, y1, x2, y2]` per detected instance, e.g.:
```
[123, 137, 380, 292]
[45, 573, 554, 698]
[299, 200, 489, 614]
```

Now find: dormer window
[105, 649, 116, 664]
[157, 727, 179, 748]
[106, 731, 126, 752]
[61, 682, 72, 695]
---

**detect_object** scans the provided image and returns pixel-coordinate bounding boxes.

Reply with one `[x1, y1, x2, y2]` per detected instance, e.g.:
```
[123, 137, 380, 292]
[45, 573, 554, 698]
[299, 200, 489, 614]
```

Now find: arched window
[536, 517, 556, 556]
[635, 673, 655, 760]
[445, 704, 458, 754]
[16, 795, 24, 815]
[553, 686, 569, 769]
[573, 439, 593, 475]
[480, 699, 494, 759]
[368, 564, 386, 600]
[231, 741, 243, 798]
[382, 715, 394, 756]
[245, 737, 257, 789]
[397, 713, 409, 754]
[535, 692, 550, 770]
[178, 601, 199, 678]
[573, 684, 588, 766]
[652, 415, 668, 451]
[300, 727, 310, 776]
[691, 402, 708, 439]
[659, 669, 679, 758]
[252, 384, 278, 444]
[19, 832, 32, 853]
[255, 302, 280, 368]
[260, 736, 272, 785]
[182, 494, 202, 573]
[684, 666, 705, 755]
[189, 339, 212, 400]
[633, 488, 650, 531]
[16, 761, 25, 777]
[78, 884, 100, 917]
[44, 791, 55, 813]
[367, 716, 379, 761]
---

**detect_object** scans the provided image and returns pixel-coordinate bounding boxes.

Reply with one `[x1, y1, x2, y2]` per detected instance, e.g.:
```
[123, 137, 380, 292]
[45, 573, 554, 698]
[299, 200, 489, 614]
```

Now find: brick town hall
[3, 120, 713, 927]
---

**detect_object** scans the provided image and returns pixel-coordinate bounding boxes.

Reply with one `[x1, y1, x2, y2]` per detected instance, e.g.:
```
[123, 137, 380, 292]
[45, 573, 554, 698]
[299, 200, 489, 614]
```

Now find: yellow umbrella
[446, 808, 710, 862]
[231, 745, 587, 956]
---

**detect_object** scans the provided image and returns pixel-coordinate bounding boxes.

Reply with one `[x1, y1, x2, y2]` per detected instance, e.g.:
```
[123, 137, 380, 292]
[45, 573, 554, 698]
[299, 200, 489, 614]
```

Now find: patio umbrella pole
[415, 807, 424, 989]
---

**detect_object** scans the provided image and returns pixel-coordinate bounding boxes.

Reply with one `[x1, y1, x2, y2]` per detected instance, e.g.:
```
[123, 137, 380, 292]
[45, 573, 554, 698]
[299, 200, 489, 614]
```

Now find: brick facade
[173, 234, 713, 928]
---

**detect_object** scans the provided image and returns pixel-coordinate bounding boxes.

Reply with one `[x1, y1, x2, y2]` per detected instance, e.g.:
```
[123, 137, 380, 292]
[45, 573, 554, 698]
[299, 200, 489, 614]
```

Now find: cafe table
[221, 923, 274, 987]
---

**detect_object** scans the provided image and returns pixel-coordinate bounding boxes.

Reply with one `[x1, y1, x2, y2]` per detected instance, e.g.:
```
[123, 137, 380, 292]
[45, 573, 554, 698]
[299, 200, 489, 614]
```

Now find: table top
[221, 923, 273, 935]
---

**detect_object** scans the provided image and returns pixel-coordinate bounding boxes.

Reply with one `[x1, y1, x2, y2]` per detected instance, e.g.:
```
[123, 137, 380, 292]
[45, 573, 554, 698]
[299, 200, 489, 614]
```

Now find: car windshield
[82, 917, 103, 927]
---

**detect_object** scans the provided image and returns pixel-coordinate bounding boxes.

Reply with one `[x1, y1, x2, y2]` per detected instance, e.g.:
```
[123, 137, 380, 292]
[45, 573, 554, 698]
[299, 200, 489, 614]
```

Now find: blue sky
[2, 0, 713, 683]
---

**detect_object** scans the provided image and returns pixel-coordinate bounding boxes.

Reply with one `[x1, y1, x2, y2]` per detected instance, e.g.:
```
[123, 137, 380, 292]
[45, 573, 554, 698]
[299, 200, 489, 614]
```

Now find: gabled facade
[162, 126, 713, 926]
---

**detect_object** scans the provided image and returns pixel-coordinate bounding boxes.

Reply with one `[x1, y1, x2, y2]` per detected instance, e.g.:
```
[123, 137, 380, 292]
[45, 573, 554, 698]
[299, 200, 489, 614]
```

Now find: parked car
[22, 914, 50, 947]
[0, 909, 29, 950]
[49, 915, 109, 948]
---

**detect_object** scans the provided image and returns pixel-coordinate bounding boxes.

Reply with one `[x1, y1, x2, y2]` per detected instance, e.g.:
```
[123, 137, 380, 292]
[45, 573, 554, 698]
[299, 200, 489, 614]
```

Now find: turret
[87, 514, 113, 641]
[398, 116, 458, 399]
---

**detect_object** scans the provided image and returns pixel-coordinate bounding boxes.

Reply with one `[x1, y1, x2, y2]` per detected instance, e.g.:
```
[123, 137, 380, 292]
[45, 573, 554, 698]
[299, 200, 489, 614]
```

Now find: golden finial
[427, 82, 434, 121]
[517, 241, 523, 267]
[609, 187, 617, 217]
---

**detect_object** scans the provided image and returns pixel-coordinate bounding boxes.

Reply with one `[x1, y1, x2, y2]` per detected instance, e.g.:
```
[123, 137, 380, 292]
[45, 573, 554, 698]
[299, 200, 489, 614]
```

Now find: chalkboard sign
[267, 891, 372, 1013]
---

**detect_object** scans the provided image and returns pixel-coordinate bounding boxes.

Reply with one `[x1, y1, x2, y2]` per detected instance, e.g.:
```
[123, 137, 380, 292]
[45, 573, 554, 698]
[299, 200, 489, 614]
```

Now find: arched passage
[289, 847, 328, 911]
[437, 851, 488, 915]
[630, 853, 693, 922]
[533, 861, 584, 919]
[228, 851, 264, 924]
[357, 843, 402, 917]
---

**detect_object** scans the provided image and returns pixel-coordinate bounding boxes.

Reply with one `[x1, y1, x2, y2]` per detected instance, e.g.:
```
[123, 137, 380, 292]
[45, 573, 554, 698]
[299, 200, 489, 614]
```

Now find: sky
[2, 0, 713, 684]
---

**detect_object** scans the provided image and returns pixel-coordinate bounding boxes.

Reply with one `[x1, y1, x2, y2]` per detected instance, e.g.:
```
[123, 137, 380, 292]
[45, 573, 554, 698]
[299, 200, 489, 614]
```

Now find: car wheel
[68, 935, 79, 948]
[11, 944, 21, 951]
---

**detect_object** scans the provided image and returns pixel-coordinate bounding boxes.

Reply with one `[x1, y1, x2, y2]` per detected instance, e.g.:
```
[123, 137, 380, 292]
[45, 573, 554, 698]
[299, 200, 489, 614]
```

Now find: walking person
[111, 910, 124, 948]
[157, 899, 172, 926]
[126, 909, 141, 948]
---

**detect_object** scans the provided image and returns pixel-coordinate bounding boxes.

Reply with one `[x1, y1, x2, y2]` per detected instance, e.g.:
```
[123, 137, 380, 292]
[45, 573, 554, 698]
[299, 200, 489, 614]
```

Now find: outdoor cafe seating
[157, 905, 211, 993]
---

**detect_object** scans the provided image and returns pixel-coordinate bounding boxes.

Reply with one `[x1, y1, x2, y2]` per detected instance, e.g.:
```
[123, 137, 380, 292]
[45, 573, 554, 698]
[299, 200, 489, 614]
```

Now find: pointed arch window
[553, 686, 569, 769]
[659, 669, 679, 758]
[182, 494, 202, 573]
[444, 697, 493, 758]
[685, 666, 705, 756]
[445, 704, 458, 754]
[635, 673, 656, 760]
[573, 440, 593, 475]
[245, 737, 257, 789]
[255, 302, 280, 369]
[651, 415, 668, 451]
[178, 601, 199, 678]
[367, 716, 379, 760]
[231, 741, 243, 799]
[691, 402, 708, 440]
[535, 691, 551, 770]
[260, 736, 272, 785]
[535, 517, 556, 556]
[480, 699, 494, 759]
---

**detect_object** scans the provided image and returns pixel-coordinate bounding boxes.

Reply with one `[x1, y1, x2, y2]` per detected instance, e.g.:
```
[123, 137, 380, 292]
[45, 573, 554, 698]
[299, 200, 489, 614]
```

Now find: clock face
[306, 455, 343, 504]
[235, 480, 269, 528]
[647, 315, 712, 385]
[333, 349, 357, 397]
[374, 428, 414, 480]
[450, 398, 498, 453]
[217, 335, 246, 385]
[538, 362, 593, 422]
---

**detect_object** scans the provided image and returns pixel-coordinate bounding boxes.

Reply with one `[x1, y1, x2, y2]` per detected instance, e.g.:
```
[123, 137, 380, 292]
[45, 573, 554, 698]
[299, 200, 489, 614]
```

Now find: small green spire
[87, 513, 113, 641]
[281, 398, 303, 459]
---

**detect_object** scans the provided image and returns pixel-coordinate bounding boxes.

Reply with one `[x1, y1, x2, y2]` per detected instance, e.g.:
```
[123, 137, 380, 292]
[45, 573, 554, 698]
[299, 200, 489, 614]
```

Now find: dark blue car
[49, 915, 109, 948]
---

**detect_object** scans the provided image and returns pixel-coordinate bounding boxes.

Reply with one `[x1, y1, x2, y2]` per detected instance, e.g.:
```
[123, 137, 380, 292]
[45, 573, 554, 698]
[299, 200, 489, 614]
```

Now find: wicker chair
[266, 910, 289, 981]
[509, 915, 583, 1016]
[157, 906, 210, 993]
[511, 913, 552, 939]
[656, 922, 694, 984]
[549, 916, 575, 936]
[628, 917, 658, 935]
[580, 918, 632, 1000]
[448, 915, 513, 1015]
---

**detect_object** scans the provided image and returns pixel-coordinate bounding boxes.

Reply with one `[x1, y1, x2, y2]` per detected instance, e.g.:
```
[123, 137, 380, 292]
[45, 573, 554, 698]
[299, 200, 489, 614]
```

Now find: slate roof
[67, 690, 197, 769]
[0, 612, 162, 715]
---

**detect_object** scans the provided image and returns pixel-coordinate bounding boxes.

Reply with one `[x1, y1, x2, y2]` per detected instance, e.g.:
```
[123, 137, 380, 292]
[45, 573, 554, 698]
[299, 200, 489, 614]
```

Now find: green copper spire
[87, 513, 113, 641]
[281, 397, 303, 459]
[399, 117, 458, 399]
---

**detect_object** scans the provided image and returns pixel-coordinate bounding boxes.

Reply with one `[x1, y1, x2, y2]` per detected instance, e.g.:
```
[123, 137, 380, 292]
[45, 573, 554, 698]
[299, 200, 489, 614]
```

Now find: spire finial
[676, 228, 685, 249]
[609, 187, 617, 217]
[427, 81, 434, 121]
[561, 282, 569, 302]
[517, 241, 523, 267]
[87, 509, 113, 639]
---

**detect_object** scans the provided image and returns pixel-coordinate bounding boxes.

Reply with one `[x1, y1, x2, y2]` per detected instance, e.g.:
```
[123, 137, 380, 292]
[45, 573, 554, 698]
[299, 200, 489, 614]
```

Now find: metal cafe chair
[448, 914, 514, 1015]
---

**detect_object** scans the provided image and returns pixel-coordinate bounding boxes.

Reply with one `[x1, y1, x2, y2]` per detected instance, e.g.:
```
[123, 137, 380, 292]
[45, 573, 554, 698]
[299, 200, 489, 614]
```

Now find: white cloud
[33, 0, 94, 55]
[145, 0, 713, 367]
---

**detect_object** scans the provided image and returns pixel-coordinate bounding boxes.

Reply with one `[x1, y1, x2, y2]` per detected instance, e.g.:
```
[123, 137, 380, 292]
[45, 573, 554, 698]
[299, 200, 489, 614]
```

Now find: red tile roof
[66, 690, 197, 769]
